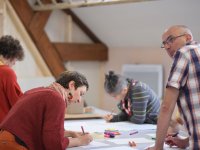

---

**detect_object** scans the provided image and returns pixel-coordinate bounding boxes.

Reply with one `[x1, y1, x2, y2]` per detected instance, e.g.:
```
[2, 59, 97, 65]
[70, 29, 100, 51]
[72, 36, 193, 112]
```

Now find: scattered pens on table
[104, 132, 115, 138]
[81, 126, 85, 135]
[129, 131, 138, 135]
[105, 129, 120, 135]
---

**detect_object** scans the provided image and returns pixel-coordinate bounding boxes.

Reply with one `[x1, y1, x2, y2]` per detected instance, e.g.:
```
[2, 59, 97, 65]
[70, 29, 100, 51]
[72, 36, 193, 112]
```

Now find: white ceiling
[71, 0, 200, 48]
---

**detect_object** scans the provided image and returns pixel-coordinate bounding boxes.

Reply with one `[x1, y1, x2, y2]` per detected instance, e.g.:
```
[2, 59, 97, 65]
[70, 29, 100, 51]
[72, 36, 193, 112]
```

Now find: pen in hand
[172, 132, 179, 137]
[81, 126, 85, 135]
[151, 133, 178, 141]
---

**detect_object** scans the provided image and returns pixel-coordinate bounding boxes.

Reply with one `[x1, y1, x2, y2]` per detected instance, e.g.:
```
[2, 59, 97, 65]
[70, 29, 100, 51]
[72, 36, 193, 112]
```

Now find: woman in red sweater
[0, 35, 24, 123]
[0, 71, 93, 150]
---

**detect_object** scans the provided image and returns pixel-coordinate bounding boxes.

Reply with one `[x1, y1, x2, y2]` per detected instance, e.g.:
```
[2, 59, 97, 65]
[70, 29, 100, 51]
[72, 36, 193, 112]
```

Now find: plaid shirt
[167, 41, 200, 149]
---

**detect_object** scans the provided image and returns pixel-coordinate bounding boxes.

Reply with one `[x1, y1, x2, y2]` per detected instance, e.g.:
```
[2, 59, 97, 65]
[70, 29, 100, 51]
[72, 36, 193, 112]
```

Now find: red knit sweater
[0, 65, 23, 123]
[0, 87, 69, 150]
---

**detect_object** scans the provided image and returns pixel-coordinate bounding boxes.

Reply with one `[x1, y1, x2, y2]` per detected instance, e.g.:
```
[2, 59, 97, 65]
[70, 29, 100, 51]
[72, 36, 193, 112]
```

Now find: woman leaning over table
[0, 71, 93, 150]
[103, 70, 160, 124]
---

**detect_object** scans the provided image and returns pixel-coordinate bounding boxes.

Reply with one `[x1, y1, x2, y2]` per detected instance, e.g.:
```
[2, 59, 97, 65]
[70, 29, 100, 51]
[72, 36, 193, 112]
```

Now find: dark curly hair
[0, 35, 24, 61]
[56, 71, 89, 90]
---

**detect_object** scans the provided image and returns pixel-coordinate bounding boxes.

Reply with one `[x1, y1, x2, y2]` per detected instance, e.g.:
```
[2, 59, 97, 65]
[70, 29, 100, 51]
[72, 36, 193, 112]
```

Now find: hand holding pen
[166, 132, 179, 138]
[79, 126, 93, 145]
[165, 132, 179, 147]
[81, 126, 85, 135]
[103, 109, 114, 122]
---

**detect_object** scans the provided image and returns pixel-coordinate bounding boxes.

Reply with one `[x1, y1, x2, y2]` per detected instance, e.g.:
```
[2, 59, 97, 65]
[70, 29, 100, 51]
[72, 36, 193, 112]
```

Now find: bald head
[161, 25, 194, 58]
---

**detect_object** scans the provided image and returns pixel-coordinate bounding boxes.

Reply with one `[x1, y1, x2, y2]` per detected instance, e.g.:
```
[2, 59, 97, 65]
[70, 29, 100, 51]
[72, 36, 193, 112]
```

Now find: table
[64, 107, 187, 150]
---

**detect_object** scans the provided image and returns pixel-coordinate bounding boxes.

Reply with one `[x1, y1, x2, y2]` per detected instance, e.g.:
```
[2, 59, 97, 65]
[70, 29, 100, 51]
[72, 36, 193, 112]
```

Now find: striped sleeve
[110, 111, 128, 122]
[129, 83, 149, 124]
[110, 103, 129, 122]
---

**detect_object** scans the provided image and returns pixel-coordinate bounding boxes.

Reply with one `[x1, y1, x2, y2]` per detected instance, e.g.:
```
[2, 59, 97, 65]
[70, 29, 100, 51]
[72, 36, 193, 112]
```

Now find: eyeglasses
[161, 34, 185, 48]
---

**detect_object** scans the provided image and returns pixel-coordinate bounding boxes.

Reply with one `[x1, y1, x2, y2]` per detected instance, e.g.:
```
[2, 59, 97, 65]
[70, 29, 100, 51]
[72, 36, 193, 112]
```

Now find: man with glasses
[148, 25, 200, 150]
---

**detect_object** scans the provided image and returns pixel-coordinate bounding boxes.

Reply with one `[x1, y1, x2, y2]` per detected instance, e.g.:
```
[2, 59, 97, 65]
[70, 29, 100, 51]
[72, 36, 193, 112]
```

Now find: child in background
[103, 71, 160, 124]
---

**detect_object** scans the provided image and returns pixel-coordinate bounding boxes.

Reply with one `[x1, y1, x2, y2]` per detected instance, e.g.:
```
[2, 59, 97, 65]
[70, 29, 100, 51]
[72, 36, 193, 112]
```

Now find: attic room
[0, 0, 200, 149]
[1, 0, 199, 109]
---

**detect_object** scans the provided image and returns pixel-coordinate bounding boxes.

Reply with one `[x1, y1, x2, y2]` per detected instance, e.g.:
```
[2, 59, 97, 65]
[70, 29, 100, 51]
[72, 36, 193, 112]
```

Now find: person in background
[103, 70, 160, 124]
[0, 35, 24, 123]
[148, 25, 200, 150]
[0, 71, 93, 150]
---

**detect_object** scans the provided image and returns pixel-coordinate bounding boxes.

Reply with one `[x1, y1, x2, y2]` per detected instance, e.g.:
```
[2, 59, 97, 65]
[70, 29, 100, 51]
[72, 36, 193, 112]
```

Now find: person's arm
[129, 105, 147, 124]
[68, 134, 93, 148]
[103, 111, 128, 122]
[154, 87, 179, 149]
[5, 68, 23, 105]
[165, 135, 189, 148]
[64, 130, 84, 138]
[103, 102, 129, 122]
[110, 111, 128, 122]
[42, 94, 69, 150]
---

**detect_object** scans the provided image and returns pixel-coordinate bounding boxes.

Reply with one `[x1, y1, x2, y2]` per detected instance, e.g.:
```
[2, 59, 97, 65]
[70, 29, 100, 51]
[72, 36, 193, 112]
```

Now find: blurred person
[0, 35, 24, 123]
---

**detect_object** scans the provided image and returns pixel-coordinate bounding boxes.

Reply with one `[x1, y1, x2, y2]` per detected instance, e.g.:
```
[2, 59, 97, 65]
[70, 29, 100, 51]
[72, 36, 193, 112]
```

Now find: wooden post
[0, 0, 5, 36]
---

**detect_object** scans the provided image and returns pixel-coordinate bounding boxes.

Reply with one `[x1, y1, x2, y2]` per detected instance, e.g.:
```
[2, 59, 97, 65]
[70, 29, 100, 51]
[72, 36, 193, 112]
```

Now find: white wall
[4, 2, 52, 78]
[3, 1, 52, 92]
[44, 9, 174, 110]
[45, 10, 104, 107]
[3, 0, 200, 111]
[72, 0, 200, 48]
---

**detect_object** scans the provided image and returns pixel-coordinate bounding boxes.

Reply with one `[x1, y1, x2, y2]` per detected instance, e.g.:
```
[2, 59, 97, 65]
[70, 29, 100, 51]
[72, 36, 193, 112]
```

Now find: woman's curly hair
[0, 35, 24, 60]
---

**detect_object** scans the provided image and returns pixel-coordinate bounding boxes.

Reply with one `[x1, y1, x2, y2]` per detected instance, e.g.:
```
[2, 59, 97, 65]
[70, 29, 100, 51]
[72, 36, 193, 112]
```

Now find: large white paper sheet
[107, 137, 154, 144]
[144, 143, 189, 150]
[64, 119, 156, 133]
[80, 141, 109, 148]
[94, 146, 139, 150]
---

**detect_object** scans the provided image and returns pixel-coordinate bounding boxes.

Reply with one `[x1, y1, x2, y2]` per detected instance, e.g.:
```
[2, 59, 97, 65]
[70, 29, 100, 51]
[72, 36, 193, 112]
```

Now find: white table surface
[64, 107, 187, 150]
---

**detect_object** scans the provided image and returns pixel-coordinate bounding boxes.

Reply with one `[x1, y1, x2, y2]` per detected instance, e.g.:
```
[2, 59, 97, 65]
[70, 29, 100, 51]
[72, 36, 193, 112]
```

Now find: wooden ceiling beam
[54, 43, 108, 61]
[8, 0, 34, 27]
[9, 0, 66, 77]
[63, 9, 104, 44]
[9, 0, 108, 77]
[29, 11, 51, 39]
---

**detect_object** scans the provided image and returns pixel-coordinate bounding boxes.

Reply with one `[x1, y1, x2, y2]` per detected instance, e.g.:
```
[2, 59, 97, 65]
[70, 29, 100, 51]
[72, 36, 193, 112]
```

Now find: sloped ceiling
[71, 0, 200, 48]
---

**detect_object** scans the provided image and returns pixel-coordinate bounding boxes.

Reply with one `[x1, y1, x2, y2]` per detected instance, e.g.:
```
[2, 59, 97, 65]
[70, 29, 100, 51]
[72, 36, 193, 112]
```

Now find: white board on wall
[122, 64, 163, 99]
